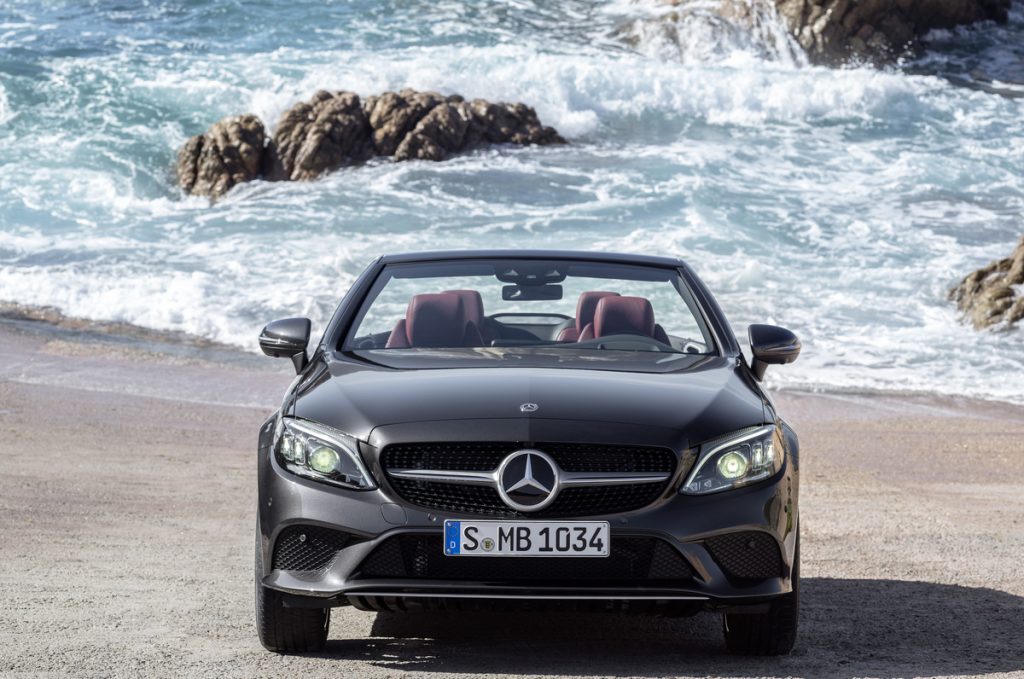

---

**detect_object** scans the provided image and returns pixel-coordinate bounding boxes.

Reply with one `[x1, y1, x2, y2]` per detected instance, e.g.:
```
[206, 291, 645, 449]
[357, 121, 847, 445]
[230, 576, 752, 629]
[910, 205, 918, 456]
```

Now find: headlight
[274, 418, 376, 490]
[680, 424, 782, 495]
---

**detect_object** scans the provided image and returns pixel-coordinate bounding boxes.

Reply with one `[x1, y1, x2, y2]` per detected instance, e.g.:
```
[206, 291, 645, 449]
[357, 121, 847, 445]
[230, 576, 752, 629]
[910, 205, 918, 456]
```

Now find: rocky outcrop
[949, 238, 1024, 330]
[177, 89, 564, 198]
[176, 114, 266, 198]
[773, 0, 1010, 64]
[622, 0, 1010, 66]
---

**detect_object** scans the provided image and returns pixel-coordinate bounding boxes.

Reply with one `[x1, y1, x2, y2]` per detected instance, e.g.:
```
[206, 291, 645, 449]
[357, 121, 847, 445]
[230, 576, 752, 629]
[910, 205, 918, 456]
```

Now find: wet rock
[392, 98, 564, 161]
[949, 238, 1024, 330]
[469, 99, 565, 146]
[176, 114, 265, 198]
[267, 90, 375, 181]
[363, 89, 447, 156]
[176, 89, 564, 197]
[771, 0, 1010, 64]
[394, 101, 477, 162]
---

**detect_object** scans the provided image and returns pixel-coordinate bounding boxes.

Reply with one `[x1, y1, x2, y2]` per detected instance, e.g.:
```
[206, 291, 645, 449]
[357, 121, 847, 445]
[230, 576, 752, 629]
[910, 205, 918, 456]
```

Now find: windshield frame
[334, 257, 724, 364]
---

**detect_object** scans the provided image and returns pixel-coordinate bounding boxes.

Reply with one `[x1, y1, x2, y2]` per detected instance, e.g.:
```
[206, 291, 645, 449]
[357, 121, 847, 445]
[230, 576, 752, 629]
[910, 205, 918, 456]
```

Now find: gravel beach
[1, 318, 1022, 679]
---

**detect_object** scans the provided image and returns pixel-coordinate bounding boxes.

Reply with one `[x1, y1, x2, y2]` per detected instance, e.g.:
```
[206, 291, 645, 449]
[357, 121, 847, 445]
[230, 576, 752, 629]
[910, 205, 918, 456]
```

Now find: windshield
[342, 259, 718, 363]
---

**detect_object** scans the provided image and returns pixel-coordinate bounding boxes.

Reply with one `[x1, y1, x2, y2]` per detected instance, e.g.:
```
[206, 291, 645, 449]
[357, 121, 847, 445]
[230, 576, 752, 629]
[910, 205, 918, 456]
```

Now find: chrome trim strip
[387, 469, 497, 485]
[560, 471, 671, 486]
[347, 592, 708, 601]
[388, 468, 670, 488]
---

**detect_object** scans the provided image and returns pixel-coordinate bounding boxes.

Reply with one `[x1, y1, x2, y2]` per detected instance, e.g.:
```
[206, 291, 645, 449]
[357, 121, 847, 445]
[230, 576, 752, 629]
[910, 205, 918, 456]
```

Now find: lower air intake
[271, 525, 355, 573]
[704, 531, 783, 580]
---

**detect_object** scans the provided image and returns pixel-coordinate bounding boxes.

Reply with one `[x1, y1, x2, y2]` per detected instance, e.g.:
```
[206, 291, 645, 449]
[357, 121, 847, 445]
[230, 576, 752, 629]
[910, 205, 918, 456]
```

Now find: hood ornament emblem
[519, 403, 539, 413]
[497, 450, 559, 512]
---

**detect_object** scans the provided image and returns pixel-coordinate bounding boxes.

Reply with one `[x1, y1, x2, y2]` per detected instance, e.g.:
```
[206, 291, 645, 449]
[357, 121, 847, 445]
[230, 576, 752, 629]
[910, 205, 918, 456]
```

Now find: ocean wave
[0, 0, 1022, 405]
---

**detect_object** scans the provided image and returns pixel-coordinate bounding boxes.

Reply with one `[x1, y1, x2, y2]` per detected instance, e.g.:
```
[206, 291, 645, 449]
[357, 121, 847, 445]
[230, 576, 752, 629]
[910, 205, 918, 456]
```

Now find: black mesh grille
[539, 443, 678, 473]
[356, 534, 693, 582]
[382, 442, 677, 517]
[383, 442, 512, 472]
[382, 441, 676, 474]
[705, 531, 783, 580]
[271, 525, 355, 573]
[387, 480, 507, 515]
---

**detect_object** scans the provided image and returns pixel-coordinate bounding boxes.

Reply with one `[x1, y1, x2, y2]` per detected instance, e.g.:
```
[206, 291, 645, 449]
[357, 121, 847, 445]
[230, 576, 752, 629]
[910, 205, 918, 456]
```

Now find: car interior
[355, 288, 708, 354]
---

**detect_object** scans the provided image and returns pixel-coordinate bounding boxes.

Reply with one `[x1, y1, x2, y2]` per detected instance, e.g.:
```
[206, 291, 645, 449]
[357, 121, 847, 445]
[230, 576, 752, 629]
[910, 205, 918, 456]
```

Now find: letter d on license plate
[443, 520, 609, 557]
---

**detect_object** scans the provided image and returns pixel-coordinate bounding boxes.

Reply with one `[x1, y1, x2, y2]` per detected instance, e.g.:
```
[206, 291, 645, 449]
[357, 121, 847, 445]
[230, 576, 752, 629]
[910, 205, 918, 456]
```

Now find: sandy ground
[1, 318, 1023, 679]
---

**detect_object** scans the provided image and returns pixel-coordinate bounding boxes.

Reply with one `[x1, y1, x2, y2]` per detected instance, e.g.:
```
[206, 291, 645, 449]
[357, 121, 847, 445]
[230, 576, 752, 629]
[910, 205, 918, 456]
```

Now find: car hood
[291, 355, 766, 448]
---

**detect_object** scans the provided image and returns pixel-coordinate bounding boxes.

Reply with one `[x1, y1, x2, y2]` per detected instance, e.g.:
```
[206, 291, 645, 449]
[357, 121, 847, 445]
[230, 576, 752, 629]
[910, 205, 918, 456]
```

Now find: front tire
[722, 534, 799, 656]
[255, 528, 329, 653]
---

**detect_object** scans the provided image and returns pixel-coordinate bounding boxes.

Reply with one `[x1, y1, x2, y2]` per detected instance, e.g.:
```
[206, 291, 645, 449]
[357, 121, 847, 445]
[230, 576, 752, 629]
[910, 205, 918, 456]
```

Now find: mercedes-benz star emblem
[497, 449, 559, 512]
[519, 403, 539, 413]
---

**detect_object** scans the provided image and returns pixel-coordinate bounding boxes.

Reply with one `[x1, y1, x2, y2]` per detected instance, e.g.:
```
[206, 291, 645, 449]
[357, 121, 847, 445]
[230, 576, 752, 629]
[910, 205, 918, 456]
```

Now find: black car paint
[257, 250, 800, 612]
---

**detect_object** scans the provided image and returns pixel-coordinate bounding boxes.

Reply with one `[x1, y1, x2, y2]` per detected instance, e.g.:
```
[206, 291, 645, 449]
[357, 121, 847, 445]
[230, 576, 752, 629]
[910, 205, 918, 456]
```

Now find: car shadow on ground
[318, 578, 1024, 677]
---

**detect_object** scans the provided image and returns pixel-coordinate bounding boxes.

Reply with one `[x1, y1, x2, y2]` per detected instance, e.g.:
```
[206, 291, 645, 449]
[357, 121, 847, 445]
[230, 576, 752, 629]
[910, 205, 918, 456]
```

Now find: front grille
[356, 534, 693, 582]
[382, 441, 678, 517]
[382, 441, 677, 474]
[271, 525, 356, 573]
[705, 531, 783, 580]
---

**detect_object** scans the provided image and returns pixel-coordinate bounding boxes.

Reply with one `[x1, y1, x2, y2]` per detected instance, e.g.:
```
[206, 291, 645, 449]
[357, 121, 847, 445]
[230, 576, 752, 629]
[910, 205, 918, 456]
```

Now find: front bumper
[256, 419, 799, 610]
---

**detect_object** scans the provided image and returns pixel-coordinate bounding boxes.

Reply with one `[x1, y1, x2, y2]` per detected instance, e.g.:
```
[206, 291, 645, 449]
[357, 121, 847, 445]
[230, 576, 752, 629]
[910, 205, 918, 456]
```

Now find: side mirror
[748, 324, 801, 381]
[259, 317, 311, 373]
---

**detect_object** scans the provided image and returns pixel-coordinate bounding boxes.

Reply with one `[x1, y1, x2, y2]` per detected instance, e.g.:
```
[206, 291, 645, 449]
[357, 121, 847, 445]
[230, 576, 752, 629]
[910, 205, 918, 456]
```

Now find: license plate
[443, 520, 609, 557]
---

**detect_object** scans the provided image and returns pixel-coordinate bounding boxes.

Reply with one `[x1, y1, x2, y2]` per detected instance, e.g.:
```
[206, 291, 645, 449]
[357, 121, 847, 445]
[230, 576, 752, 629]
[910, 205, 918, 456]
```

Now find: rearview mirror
[748, 324, 801, 381]
[502, 284, 563, 301]
[259, 317, 311, 373]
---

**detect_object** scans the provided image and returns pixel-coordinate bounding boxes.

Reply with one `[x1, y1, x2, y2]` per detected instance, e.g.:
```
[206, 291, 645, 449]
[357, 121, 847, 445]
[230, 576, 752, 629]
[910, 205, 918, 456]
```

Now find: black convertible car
[255, 250, 802, 655]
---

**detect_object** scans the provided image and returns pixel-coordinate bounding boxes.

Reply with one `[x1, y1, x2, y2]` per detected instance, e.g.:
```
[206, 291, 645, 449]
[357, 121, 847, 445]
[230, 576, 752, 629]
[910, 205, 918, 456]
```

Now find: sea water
[0, 0, 1021, 402]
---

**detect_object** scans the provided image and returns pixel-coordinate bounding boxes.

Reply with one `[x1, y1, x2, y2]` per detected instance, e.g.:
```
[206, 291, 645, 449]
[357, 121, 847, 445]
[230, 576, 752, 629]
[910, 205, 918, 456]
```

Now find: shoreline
[3, 301, 1021, 413]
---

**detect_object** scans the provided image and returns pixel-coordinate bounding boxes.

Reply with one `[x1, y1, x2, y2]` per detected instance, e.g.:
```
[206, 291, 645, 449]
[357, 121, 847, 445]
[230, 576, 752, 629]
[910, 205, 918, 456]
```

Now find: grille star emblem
[497, 449, 560, 512]
[505, 454, 551, 494]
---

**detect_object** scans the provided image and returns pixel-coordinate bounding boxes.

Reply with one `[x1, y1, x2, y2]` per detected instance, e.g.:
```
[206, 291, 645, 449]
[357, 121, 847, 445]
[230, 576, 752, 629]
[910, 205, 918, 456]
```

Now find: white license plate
[443, 520, 609, 557]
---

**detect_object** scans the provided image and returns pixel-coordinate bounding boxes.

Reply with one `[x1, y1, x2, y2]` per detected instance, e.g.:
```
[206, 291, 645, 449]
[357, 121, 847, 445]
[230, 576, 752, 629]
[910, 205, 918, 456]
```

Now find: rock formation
[622, 0, 1010, 66]
[176, 114, 266, 198]
[774, 0, 1011, 65]
[177, 89, 564, 198]
[949, 238, 1024, 330]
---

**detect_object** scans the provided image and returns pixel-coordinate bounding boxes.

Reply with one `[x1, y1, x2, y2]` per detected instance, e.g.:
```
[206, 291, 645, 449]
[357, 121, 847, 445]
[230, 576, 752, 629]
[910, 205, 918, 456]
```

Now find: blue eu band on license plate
[443, 520, 610, 557]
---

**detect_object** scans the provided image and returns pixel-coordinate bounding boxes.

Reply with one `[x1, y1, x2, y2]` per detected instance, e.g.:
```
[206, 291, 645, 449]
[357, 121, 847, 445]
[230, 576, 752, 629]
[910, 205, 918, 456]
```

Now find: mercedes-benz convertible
[255, 250, 802, 655]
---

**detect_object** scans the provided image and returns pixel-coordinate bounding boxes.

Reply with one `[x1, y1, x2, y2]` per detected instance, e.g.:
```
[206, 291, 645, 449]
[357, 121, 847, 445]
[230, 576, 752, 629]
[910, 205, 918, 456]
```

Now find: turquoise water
[0, 1, 1022, 402]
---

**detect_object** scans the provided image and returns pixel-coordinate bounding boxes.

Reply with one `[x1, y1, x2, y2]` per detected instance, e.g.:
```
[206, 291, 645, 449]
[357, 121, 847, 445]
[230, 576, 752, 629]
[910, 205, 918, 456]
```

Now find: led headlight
[681, 424, 782, 495]
[274, 418, 376, 490]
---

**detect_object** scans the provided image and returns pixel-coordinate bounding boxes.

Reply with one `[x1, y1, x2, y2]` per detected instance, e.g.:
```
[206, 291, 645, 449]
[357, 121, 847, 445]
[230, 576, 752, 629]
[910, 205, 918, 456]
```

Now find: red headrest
[594, 296, 655, 338]
[575, 291, 619, 333]
[444, 289, 485, 328]
[406, 293, 465, 347]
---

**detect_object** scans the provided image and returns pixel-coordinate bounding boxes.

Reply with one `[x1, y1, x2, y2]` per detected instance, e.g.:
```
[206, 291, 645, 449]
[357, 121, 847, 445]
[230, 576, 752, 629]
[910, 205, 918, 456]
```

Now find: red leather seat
[556, 291, 620, 342]
[579, 296, 659, 342]
[444, 289, 490, 346]
[385, 293, 467, 348]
